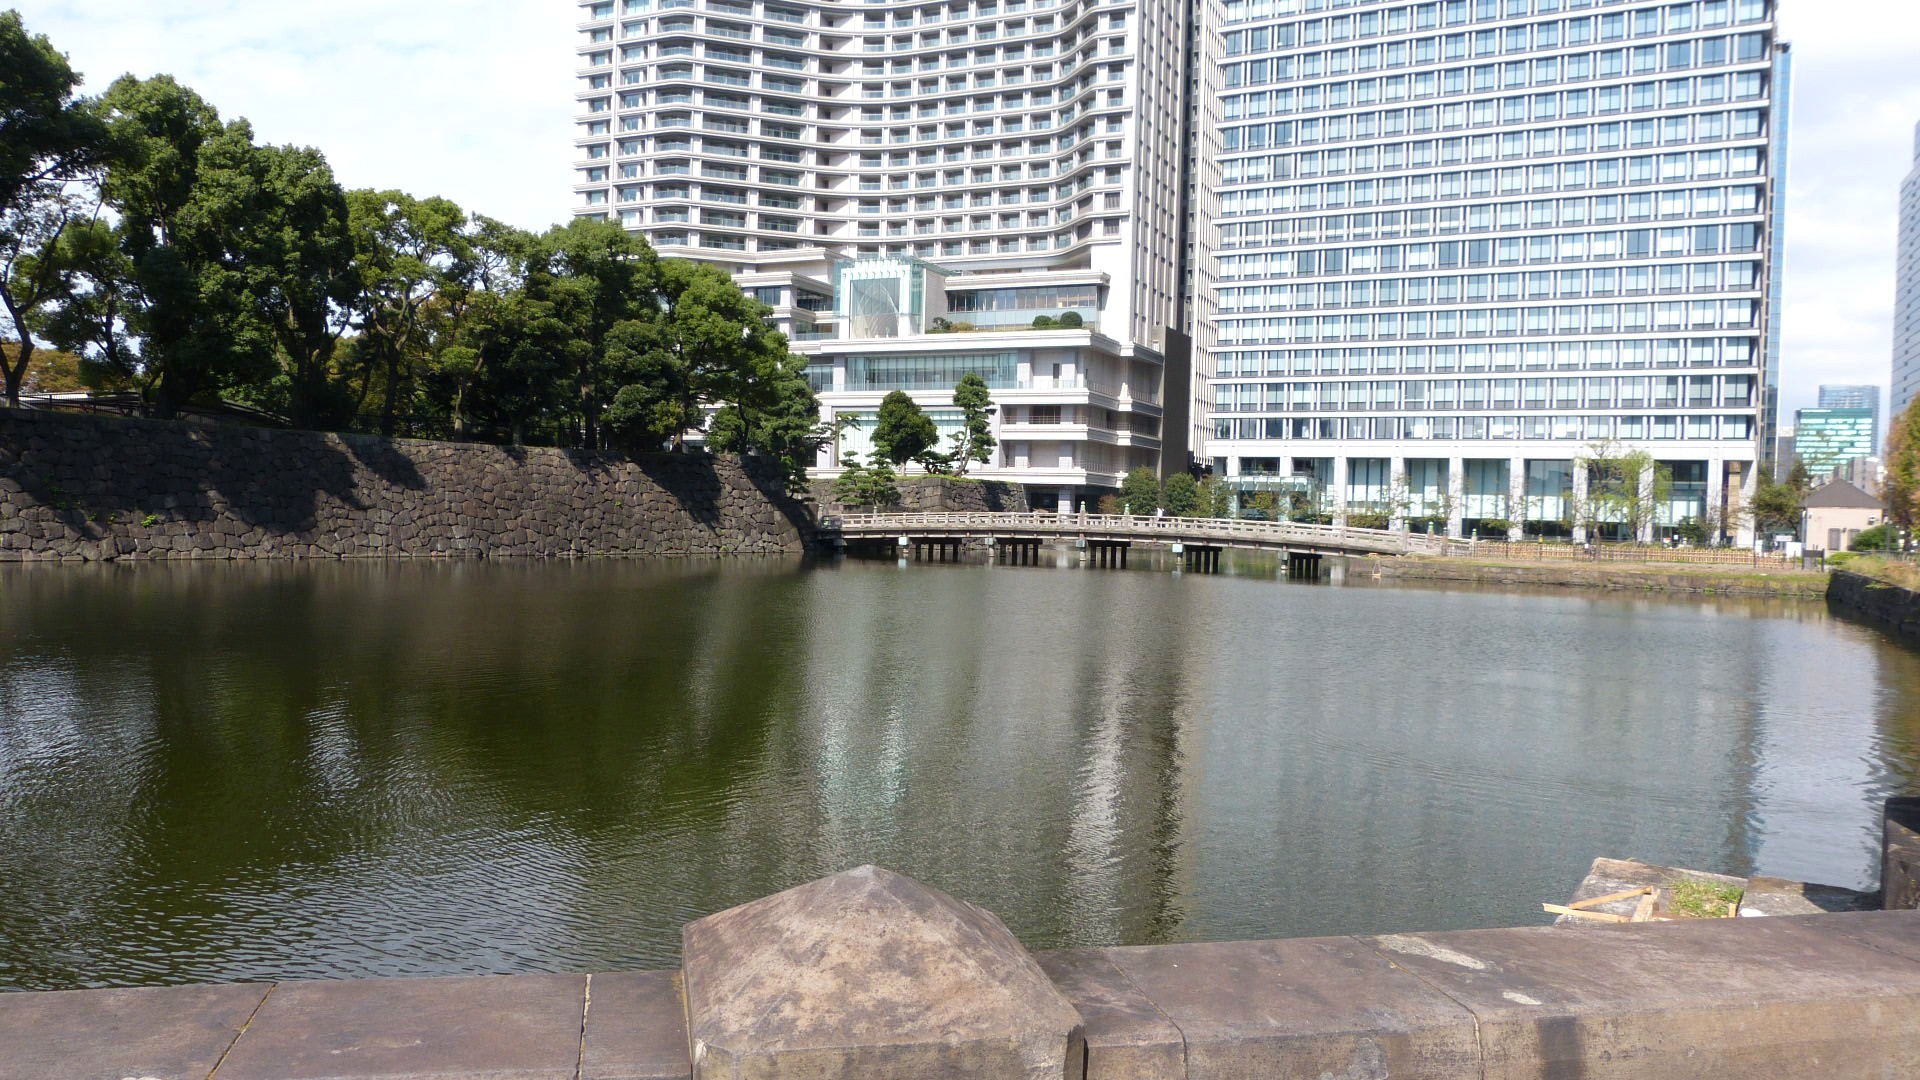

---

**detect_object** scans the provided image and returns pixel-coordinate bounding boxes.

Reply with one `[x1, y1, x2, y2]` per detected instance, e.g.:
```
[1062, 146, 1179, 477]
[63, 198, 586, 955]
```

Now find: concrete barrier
[7, 866, 1920, 1079]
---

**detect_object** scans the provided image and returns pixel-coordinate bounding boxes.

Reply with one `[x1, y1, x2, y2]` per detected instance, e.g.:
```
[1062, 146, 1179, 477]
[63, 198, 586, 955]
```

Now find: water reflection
[0, 558, 1916, 991]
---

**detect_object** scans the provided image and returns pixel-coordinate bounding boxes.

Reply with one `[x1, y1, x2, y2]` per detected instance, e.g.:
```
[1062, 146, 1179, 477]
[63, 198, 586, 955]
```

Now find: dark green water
[2, 556, 1917, 991]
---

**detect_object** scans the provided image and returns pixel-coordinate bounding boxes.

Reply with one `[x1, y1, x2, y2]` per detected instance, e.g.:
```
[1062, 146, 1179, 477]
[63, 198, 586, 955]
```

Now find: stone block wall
[0, 408, 813, 561]
[812, 474, 1030, 517]
[1828, 570, 1920, 647]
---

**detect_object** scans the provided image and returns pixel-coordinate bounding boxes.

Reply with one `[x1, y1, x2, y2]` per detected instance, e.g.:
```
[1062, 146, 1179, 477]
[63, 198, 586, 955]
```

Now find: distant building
[1817, 383, 1881, 452]
[570, 0, 1224, 506]
[1898, 121, 1920, 419]
[1802, 478, 1882, 554]
[1830, 455, 1885, 497]
[1205, 0, 1788, 544]
[1774, 428, 1795, 481]
[1793, 407, 1875, 476]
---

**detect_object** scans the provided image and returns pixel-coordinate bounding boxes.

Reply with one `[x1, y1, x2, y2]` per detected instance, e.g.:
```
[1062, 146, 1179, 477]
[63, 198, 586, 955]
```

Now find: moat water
[2, 555, 1916, 990]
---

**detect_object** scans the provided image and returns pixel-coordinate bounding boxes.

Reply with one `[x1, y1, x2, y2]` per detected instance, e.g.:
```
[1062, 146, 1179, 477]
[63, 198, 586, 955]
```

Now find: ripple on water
[0, 560, 1916, 989]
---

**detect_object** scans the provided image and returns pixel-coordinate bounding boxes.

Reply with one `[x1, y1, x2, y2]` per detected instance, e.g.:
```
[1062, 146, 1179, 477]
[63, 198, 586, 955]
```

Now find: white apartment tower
[573, 0, 1220, 506]
[1896, 121, 1920, 423]
[1207, 0, 1788, 542]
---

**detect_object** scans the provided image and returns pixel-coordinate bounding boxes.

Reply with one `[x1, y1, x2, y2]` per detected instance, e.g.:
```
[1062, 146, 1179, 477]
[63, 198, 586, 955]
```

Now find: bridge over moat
[821, 511, 1462, 572]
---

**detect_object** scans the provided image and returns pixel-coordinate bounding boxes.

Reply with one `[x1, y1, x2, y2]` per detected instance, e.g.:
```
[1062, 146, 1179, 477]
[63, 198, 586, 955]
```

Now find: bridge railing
[825, 511, 1426, 554]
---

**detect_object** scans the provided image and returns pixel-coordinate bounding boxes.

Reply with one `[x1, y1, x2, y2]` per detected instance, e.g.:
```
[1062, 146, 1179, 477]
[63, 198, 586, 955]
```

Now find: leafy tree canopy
[1119, 466, 1161, 515]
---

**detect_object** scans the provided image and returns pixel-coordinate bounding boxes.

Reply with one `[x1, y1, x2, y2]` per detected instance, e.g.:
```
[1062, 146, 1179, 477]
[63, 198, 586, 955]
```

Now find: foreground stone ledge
[4, 886, 1919, 1079]
[1366, 915, 1920, 1079]
[213, 973, 587, 1080]
[582, 971, 693, 1080]
[1101, 937, 1481, 1080]
[0, 982, 268, 1080]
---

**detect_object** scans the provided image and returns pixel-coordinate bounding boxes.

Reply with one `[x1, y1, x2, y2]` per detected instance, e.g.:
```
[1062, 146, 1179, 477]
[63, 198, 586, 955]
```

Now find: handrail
[822, 511, 1425, 554]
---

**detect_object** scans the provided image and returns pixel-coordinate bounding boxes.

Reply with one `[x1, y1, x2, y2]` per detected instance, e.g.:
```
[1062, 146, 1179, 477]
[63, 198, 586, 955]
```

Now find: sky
[10, 0, 1920, 426]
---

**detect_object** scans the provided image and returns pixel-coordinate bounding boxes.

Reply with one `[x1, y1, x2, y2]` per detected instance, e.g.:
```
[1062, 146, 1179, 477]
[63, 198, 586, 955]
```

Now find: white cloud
[9, 0, 578, 233]
[10, 0, 1920, 428]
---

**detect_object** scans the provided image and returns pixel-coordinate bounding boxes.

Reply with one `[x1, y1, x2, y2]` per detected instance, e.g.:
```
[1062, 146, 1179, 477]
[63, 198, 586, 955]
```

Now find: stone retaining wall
[0, 408, 813, 561]
[1362, 554, 1830, 597]
[812, 474, 1030, 517]
[1829, 569, 1920, 647]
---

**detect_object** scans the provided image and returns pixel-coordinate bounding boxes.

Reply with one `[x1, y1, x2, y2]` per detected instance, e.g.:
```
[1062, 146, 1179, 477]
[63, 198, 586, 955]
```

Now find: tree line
[0, 13, 822, 486]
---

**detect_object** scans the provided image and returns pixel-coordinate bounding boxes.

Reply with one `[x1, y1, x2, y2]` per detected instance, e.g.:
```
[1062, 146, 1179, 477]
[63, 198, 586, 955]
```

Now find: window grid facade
[1896, 122, 1920, 422]
[574, 0, 1221, 502]
[1206, 0, 1784, 540]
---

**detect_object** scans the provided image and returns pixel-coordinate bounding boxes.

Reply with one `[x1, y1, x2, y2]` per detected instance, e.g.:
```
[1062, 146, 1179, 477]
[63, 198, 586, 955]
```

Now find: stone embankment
[1828, 569, 1920, 646]
[1360, 554, 1830, 597]
[0, 408, 813, 561]
[6, 866, 1919, 1079]
[812, 473, 1030, 517]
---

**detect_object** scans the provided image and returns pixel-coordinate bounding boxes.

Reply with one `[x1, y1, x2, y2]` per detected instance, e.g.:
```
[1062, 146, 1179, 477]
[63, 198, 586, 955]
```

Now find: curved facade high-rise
[572, 0, 1221, 505]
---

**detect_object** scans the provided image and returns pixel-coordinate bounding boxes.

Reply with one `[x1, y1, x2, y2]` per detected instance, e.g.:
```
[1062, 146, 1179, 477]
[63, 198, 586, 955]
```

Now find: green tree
[1746, 473, 1804, 539]
[0, 11, 108, 407]
[1576, 440, 1670, 541]
[635, 259, 792, 451]
[1162, 472, 1200, 516]
[1119, 465, 1161, 515]
[832, 452, 900, 509]
[527, 217, 660, 448]
[48, 76, 289, 418]
[706, 351, 825, 493]
[1198, 476, 1234, 518]
[873, 389, 939, 467]
[947, 372, 996, 474]
[343, 190, 473, 435]
[1850, 524, 1892, 552]
[1889, 396, 1920, 532]
[244, 144, 358, 428]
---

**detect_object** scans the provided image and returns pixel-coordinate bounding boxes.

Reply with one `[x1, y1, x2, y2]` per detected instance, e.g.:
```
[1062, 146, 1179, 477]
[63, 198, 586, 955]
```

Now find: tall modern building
[1206, 0, 1787, 542]
[572, 0, 1221, 508]
[1792, 407, 1875, 478]
[1816, 382, 1880, 452]
[1896, 121, 1920, 423]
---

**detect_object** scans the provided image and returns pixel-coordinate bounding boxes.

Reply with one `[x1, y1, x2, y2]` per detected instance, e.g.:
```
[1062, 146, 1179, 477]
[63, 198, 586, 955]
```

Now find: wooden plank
[1631, 890, 1659, 923]
[1542, 903, 1631, 923]
[1567, 886, 1655, 911]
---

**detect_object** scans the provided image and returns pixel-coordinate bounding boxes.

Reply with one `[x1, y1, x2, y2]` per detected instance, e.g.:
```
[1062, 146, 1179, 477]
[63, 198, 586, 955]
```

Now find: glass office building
[1816, 383, 1881, 454]
[1208, 0, 1786, 541]
[1793, 407, 1876, 478]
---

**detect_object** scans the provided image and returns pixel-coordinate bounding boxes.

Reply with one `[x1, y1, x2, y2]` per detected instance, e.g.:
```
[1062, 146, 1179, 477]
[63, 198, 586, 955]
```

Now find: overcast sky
[10, 0, 1920, 425]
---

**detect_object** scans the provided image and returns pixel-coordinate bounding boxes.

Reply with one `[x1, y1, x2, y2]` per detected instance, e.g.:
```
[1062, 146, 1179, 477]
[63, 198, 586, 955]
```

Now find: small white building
[1803, 479, 1883, 554]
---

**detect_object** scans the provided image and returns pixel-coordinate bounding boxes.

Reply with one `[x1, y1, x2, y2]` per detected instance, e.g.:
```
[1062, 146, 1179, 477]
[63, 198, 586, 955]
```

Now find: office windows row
[1209, 336, 1759, 375]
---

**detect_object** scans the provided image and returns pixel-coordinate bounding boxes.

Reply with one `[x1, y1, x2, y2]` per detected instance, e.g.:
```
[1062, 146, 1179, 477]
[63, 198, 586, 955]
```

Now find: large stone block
[583, 971, 693, 1080]
[681, 865, 1084, 1080]
[1035, 949, 1185, 1080]
[1363, 913, 1920, 1079]
[0, 982, 267, 1080]
[1101, 937, 1479, 1080]
[213, 973, 586, 1080]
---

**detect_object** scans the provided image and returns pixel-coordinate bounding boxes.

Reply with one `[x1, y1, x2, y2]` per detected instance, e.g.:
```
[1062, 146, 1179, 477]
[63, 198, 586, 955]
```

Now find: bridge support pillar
[1182, 546, 1223, 574]
[1287, 551, 1323, 580]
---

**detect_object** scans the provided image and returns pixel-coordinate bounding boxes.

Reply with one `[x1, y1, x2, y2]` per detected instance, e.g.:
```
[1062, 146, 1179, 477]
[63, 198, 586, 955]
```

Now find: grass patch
[1839, 555, 1920, 591]
[1666, 875, 1743, 919]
